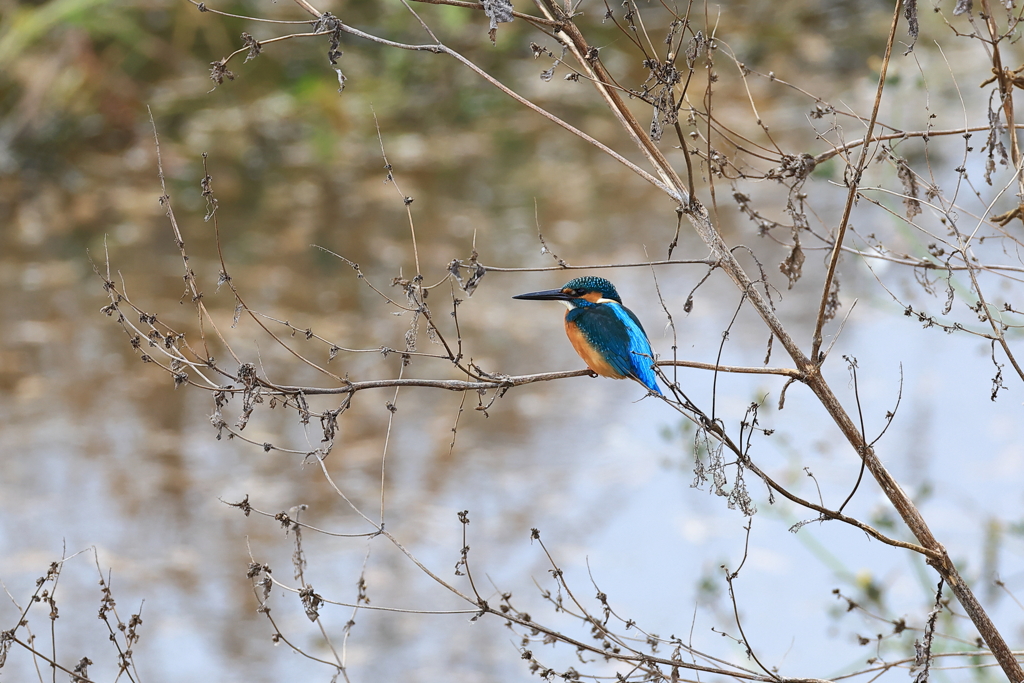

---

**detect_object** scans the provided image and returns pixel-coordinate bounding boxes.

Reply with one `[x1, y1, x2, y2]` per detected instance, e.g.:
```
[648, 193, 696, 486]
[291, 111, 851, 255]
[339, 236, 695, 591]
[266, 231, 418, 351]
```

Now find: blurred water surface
[1, 0, 1024, 681]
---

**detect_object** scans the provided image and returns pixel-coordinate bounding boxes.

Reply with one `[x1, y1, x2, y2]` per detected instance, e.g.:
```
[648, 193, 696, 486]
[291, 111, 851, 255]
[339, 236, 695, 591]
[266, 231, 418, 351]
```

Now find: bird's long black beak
[512, 288, 571, 301]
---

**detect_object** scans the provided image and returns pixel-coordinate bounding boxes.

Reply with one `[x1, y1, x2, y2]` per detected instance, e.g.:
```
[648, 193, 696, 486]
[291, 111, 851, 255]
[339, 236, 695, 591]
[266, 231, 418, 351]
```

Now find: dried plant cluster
[5, 0, 1021, 680]
[1, 549, 143, 683]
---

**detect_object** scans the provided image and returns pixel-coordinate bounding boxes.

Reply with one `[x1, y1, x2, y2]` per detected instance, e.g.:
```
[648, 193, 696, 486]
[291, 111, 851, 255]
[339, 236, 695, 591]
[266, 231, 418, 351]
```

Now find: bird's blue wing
[614, 304, 662, 394]
[569, 303, 661, 394]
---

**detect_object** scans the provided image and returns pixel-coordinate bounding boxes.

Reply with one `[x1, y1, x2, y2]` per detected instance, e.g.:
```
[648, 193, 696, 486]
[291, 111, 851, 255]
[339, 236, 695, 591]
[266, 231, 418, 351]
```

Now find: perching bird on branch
[513, 276, 662, 396]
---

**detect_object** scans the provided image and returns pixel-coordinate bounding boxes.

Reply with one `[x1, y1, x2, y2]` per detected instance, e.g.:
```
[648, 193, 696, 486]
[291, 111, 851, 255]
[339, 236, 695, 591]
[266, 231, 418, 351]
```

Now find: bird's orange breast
[564, 315, 626, 379]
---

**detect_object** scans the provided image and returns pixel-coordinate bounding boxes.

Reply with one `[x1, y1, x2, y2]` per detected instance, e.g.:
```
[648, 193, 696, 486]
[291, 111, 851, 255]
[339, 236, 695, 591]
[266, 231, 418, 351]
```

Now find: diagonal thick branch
[202, 0, 1024, 677]
[526, 0, 1023, 679]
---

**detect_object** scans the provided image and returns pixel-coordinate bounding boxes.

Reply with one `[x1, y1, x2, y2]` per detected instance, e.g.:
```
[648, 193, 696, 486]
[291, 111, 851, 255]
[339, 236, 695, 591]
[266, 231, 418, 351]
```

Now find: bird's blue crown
[561, 276, 622, 303]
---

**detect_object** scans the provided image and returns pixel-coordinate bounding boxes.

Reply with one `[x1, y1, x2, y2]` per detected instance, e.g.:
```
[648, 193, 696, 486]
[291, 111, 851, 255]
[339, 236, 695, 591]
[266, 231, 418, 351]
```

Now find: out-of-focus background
[1, 0, 1023, 681]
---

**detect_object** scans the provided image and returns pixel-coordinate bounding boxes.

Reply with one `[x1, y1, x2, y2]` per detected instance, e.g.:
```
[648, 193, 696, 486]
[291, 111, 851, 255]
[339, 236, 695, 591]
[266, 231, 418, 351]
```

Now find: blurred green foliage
[0, 0, 899, 300]
[0, 0, 896, 181]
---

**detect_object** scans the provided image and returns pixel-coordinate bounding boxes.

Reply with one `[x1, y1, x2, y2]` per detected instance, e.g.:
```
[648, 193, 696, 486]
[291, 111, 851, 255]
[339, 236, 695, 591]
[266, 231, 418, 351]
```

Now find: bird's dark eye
[574, 289, 587, 296]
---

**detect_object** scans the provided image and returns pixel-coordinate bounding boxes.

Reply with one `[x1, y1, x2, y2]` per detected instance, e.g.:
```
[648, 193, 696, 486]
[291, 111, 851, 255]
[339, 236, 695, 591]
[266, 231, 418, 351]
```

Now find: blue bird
[513, 276, 662, 395]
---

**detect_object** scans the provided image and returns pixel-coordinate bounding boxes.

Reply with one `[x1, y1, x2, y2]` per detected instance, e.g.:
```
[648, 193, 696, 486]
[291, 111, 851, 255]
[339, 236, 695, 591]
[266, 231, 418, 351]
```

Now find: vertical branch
[978, 0, 1024, 203]
[810, 0, 902, 363]
[913, 579, 944, 683]
[722, 523, 779, 681]
[379, 364, 405, 526]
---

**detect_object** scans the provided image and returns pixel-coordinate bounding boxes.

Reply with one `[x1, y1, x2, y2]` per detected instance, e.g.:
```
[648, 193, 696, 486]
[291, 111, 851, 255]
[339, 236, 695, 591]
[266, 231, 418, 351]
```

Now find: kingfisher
[513, 276, 662, 395]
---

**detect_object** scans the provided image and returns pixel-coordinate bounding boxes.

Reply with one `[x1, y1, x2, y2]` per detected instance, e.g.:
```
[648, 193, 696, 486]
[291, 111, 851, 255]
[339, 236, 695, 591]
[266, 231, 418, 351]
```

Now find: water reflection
[2, 0, 1024, 681]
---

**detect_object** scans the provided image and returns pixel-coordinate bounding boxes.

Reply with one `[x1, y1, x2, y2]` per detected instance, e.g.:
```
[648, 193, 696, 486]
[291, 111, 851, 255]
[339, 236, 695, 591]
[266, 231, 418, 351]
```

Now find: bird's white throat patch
[563, 298, 618, 309]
